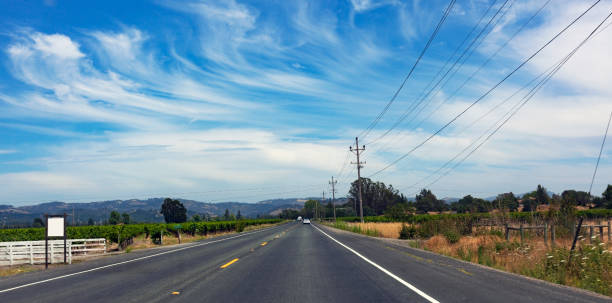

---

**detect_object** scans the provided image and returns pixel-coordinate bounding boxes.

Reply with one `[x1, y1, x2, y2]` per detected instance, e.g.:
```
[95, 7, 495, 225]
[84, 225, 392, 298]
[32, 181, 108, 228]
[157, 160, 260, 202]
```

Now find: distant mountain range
[0, 197, 347, 227]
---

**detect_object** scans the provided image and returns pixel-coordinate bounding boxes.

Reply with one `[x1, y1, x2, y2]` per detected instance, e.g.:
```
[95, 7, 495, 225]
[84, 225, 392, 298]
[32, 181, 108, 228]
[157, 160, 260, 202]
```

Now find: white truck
[297, 216, 303, 222]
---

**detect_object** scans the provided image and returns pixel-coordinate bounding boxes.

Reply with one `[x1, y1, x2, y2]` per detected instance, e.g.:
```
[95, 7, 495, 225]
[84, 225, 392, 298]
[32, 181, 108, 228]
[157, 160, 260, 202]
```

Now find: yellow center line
[220, 258, 239, 269]
[261, 242, 267, 246]
[171, 291, 180, 295]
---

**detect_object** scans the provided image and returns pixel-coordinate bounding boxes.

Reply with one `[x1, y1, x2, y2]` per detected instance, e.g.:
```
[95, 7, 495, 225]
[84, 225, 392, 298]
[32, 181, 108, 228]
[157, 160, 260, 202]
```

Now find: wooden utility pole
[330, 176, 337, 221]
[321, 191, 325, 220]
[350, 137, 366, 223]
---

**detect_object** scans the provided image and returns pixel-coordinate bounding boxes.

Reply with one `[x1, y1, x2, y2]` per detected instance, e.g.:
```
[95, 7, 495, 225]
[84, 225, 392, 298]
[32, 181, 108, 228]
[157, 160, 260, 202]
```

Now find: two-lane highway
[0, 222, 610, 302]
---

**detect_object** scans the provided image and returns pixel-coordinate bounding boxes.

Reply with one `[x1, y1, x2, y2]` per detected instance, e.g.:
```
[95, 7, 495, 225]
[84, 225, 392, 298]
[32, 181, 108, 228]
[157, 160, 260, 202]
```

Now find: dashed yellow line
[220, 258, 239, 269]
[261, 241, 268, 246]
[171, 291, 180, 295]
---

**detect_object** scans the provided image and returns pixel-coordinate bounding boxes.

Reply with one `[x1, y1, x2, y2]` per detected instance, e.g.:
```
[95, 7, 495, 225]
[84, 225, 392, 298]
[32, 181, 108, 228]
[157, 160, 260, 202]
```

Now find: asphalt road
[0, 222, 610, 302]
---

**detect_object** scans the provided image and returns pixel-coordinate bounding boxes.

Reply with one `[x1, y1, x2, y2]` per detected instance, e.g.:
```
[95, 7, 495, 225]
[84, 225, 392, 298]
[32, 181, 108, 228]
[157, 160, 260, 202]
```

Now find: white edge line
[312, 224, 440, 303]
[0, 226, 279, 294]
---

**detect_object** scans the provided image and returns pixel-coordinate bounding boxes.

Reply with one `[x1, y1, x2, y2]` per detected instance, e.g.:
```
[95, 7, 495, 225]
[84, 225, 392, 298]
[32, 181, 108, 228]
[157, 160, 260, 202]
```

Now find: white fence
[0, 238, 106, 266]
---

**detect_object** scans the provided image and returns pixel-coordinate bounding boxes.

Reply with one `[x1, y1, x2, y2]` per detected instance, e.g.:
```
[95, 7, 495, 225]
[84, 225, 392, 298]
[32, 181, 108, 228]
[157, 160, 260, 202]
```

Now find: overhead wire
[366, 0, 511, 147]
[412, 9, 612, 194]
[368, 0, 602, 178]
[410, 0, 552, 134]
[358, 0, 457, 141]
[588, 111, 612, 196]
[370, 0, 548, 157]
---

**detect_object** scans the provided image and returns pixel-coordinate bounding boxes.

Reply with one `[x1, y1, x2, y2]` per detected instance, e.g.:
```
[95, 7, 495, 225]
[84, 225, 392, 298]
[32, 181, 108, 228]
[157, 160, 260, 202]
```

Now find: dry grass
[329, 219, 612, 295]
[0, 264, 41, 277]
[345, 222, 404, 238]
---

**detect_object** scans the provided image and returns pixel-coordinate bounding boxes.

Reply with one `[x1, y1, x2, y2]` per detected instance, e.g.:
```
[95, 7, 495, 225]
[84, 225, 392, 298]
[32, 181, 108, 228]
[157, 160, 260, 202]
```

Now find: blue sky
[0, 0, 611, 205]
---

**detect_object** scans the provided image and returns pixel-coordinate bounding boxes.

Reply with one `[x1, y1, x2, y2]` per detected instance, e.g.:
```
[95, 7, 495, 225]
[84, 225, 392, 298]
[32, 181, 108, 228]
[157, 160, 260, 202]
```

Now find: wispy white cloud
[1, 0, 610, 205]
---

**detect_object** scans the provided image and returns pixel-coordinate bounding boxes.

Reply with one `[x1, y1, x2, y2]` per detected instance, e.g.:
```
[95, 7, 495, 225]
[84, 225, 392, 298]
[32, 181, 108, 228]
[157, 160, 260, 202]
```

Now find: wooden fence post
[599, 221, 604, 240]
[9, 244, 13, 266]
[589, 226, 594, 244]
[520, 224, 524, 244]
[608, 220, 611, 242]
[505, 224, 509, 241]
[544, 223, 548, 247]
[551, 225, 556, 248]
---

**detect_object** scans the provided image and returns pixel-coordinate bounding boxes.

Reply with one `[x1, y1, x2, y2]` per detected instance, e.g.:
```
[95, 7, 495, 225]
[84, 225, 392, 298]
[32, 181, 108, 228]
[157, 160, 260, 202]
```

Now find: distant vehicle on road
[297, 216, 302, 221]
[303, 218, 311, 224]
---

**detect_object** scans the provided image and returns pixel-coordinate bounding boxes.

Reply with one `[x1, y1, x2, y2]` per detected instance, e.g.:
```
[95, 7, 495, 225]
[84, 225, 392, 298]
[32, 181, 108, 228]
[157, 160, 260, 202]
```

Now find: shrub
[236, 220, 246, 233]
[399, 224, 417, 239]
[444, 231, 460, 244]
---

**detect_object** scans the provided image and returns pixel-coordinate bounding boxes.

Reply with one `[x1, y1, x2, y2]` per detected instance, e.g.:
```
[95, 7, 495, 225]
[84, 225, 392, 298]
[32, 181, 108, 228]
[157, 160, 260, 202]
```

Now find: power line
[589, 111, 612, 196]
[400, 61, 556, 192]
[366, 0, 511, 147]
[368, 0, 602, 178]
[416, 10, 612, 193]
[409, 0, 552, 134]
[369, 0, 550, 157]
[358, 0, 457, 140]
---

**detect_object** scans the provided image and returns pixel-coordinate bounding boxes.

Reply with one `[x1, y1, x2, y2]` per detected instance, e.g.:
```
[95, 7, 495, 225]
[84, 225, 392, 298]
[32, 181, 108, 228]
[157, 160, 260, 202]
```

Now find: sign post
[45, 213, 66, 269]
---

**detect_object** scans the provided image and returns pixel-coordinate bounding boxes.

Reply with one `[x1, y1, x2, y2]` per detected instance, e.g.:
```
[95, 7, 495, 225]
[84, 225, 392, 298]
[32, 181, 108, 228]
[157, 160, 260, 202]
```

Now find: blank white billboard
[47, 217, 65, 237]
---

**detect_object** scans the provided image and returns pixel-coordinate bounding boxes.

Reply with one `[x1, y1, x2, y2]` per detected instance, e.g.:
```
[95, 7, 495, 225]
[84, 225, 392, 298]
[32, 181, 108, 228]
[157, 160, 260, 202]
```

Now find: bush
[444, 231, 460, 244]
[399, 224, 417, 239]
[236, 220, 246, 233]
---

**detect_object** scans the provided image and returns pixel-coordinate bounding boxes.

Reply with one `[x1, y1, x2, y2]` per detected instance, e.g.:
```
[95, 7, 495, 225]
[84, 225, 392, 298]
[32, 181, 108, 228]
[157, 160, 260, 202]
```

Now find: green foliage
[338, 209, 612, 225]
[0, 219, 282, 243]
[32, 218, 44, 228]
[451, 195, 491, 213]
[415, 189, 445, 213]
[399, 224, 417, 239]
[477, 245, 493, 266]
[536, 184, 550, 205]
[235, 220, 246, 233]
[121, 213, 131, 225]
[109, 211, 121, 225]
[533, 239, 612, 296]
[444, 231, 460, 244]
[385, 203, 414, 221]
[161, 198, 187, 223]
[347, 178, 408, 215]
[494, 192, 519, 212]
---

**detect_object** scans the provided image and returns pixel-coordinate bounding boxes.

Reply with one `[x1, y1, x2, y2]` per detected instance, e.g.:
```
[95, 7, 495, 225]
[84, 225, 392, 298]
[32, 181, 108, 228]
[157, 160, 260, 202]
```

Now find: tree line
[340, 178, 612, 219]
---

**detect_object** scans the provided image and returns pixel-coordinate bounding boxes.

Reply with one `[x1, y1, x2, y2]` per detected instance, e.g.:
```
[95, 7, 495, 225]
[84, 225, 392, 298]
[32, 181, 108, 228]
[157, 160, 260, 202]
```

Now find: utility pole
[321, 191, 325, 221]
[350, 137, 365, 223]
[329, 176, 337, 222]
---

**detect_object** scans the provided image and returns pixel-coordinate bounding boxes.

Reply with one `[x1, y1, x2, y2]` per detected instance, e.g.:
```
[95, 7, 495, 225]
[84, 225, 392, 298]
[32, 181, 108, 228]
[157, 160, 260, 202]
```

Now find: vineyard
[0, 219, 283, 244]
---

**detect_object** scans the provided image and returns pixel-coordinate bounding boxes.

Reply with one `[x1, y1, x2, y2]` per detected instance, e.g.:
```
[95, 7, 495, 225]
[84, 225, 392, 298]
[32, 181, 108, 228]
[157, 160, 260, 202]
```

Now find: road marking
[0, 225, 283, 294]
[312, 225, 439, 303]
[171, 291, 180, 295]
[260, 242, 267, 246]
[220, 258, 239, 269]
